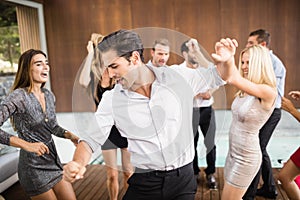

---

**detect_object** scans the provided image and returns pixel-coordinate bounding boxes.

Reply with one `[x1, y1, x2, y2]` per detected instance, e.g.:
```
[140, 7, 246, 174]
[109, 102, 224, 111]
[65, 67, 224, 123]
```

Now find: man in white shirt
[63, 30, 223, 199]
[170, 40, 220, 190]
[147, 38, 170, 67]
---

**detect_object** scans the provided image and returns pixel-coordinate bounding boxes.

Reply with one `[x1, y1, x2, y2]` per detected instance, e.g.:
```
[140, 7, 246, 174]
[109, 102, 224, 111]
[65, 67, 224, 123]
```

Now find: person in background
[243, 29, 286, 200]
[278, 90, 300, 200]
[212, 38, 277, 199]
[0, 49, 79, 200]
[79, 33, 133, 200]
[174, 40, 219, 189]
[147, 38, 170, 67]
[63, 30, 224, 200]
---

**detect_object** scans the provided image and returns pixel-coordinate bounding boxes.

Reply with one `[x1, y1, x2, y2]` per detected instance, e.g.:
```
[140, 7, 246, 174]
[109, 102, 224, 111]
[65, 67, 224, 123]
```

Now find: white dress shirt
[83, 64, 223, 170]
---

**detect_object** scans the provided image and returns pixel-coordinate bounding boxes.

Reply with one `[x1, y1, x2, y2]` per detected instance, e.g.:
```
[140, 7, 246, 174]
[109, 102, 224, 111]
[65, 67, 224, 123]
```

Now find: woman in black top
[79, 33, 133, 200]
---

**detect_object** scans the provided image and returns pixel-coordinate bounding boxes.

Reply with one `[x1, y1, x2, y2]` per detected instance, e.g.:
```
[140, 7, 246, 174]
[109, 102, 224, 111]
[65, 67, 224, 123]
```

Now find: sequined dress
[224, 95, 274, 188]
[0, 88, 66, 196]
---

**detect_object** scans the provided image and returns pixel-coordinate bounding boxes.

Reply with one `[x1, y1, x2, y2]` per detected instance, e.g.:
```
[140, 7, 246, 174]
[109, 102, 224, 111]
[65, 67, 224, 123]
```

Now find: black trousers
[123, 162, 197, 200]
[243, 108, 281, 199]
[192, 106, 216, 175]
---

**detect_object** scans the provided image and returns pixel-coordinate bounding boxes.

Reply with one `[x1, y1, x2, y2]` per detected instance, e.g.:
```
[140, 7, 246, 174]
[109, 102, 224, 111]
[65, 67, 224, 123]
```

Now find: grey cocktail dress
[0, 88, 66, 196]
[224, 95, 274, 188]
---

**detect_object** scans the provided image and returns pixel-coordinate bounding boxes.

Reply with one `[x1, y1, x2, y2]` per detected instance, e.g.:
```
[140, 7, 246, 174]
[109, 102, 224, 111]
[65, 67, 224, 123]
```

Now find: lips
[41, 72, 48, 78]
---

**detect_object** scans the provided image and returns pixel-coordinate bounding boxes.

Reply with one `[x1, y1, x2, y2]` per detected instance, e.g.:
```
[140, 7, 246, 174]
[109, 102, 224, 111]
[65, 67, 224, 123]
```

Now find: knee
[107, 169, 119, 182]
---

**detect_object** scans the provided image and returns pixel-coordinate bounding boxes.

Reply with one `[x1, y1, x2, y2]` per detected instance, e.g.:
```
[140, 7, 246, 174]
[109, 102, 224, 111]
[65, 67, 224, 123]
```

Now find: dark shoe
[206, 174, 217, 189]
[256, 188, 278, 199]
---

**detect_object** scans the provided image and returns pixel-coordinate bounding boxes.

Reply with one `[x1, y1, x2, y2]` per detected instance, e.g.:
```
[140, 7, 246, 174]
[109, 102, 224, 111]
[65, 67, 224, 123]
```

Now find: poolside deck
[1, 164, 289, 200]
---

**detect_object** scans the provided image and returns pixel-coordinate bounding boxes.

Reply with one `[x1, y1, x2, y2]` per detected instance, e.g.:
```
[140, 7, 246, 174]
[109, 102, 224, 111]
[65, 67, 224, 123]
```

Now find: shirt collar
[117, 63, 166, 95]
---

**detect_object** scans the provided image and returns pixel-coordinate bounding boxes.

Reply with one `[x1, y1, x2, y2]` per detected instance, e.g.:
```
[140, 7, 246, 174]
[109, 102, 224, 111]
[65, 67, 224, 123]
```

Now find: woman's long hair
[11, 49, 47, 93]
[236, 45, 276, 97]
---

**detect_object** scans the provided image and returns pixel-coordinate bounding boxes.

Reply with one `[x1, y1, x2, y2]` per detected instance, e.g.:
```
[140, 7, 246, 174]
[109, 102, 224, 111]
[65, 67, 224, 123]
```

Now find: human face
[241, 51, 249, 78]
[102, 50, 135, 89]
[151, 44, 170, 67]
[246, 35, 259, 47]
[31, 54, 49, 84]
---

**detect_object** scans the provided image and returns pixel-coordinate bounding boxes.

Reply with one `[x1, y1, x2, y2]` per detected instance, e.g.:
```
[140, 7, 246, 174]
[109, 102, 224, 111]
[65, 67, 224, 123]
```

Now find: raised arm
[186, 38, 212, 68]
[212, 38, 276, 109]
[79, 41, 94, 88]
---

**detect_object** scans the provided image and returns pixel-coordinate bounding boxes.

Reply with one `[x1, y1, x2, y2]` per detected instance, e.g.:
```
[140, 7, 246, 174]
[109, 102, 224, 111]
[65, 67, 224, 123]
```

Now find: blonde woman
[212, 38, 277, 199]
[79, 33, 133, 200]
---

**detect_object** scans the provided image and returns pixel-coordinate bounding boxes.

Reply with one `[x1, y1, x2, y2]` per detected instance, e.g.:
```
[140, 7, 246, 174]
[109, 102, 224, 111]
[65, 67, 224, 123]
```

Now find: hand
[25, 142, 49, 156]
[86, 41, 94, 54]
[211, 38, 238, 63]
[70, 134, 80, 146]
[64, 131, 80, 146]
[288, 91, 300, 100]
[100, 68, 112, 88]
[63, 161, 86, 183]
[195, 91, 211, 100]
[281, 96, 296, 113]
[186, 38, 200, 53]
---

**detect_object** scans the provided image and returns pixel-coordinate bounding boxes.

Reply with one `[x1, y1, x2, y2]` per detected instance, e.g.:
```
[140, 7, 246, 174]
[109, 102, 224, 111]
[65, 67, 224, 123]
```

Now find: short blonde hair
[237, 45, 276, 96]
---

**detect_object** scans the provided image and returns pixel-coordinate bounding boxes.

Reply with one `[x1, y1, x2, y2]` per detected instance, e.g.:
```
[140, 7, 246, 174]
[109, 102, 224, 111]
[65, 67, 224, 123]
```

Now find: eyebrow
[33, 60, 47, 64]
[108, 63, 117, 68]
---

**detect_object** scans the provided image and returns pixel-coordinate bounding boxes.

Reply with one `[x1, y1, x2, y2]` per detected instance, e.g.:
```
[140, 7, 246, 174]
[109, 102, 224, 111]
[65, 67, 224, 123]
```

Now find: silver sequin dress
[0, 88, 66, 196]
[224, 95, 274, 188]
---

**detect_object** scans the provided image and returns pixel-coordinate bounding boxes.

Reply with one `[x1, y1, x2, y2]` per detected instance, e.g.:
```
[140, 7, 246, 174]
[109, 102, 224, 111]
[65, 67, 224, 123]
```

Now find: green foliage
[0, 2, 20, 72]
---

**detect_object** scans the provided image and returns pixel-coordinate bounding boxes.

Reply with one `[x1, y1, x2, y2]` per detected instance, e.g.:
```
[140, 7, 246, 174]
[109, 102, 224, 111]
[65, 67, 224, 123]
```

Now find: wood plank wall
[42, 0, 300, 112]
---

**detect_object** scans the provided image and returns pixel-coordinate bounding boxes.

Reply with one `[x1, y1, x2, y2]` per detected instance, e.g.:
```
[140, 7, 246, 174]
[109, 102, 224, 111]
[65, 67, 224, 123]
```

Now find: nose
[43, 62, 50, 70]
[241, 63, 247, 70]
[107, 67, 115, 78]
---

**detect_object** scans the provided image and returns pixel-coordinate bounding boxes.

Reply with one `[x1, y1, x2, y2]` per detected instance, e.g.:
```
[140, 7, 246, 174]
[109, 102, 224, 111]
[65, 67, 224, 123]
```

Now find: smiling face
[31, 54, 50, 84]
[241, 51, 249, 78]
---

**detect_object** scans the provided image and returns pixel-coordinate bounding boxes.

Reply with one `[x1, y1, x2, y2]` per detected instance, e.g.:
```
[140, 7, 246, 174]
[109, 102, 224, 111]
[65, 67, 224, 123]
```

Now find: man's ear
[131, 51, 141, 65]
[182, 51, 188, 60]
[260, 41, 267, 47]
[150, 49, 155, 57]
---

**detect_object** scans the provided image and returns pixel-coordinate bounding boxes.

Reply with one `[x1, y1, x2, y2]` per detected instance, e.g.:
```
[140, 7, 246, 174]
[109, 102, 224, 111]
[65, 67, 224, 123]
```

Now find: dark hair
[12, 49, 47, 92]
[249, 29, 271, 47]
[180, 40, 189, 54]
[98, 30, 145, 62]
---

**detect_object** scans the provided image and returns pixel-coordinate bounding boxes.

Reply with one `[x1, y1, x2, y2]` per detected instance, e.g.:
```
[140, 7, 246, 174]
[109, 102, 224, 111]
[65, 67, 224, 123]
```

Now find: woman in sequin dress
[212, 38, 277, 199]
[0, 49, 79, 199]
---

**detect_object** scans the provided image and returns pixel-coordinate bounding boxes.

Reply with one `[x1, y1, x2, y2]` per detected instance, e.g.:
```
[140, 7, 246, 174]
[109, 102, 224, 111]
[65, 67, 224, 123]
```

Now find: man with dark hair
[63, 30, 224, 199]
[147, 38, 170, 67]
[243, 29, 286, 200]
[172, 40, 219, 189]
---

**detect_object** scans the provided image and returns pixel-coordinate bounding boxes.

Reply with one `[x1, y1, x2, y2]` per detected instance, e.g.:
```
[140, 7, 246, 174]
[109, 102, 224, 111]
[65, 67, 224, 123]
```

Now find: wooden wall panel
[42, 0, 300, 111]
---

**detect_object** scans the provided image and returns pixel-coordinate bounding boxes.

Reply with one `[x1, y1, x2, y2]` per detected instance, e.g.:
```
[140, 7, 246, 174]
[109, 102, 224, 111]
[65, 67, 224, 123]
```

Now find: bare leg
[121, 148, 133, 190]
[221, 182, 246, 200]
[278, 159, 300, 199]
[30, 189, 57, 200]
[102, 149, 119, 200]
[53, 179, 76, 200]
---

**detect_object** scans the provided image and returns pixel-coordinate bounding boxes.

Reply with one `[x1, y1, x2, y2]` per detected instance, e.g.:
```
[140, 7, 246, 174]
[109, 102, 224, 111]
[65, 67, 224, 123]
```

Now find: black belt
[135, 162, 192, 177]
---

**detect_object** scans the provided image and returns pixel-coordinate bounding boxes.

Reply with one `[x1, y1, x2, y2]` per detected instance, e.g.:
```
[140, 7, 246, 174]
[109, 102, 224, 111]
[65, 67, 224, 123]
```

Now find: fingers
[288, 91, 300, 100]
[186, 38, 200, 52]
[219, 38, 238, 48]
[63, 161, 85, 183]
[35, 142, 49, 156]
